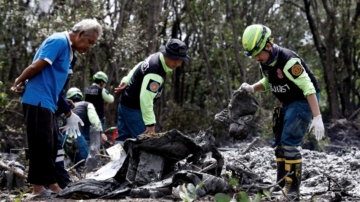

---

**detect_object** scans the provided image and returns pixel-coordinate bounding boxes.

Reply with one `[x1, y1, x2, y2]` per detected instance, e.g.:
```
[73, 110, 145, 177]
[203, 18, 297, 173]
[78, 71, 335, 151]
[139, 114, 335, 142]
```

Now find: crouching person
[61, 87, 107, 173]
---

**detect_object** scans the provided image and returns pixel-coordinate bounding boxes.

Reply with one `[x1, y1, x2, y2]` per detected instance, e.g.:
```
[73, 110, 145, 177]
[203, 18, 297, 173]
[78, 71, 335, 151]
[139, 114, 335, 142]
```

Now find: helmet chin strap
[263, 43, 274, 65]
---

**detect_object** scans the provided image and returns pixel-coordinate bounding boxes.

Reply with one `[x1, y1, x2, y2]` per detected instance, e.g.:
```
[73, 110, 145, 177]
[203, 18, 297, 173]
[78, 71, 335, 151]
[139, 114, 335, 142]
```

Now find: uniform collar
[159, 53, 173, 73]
[263, 44, 279, 66]
[63, 31, 73, 62]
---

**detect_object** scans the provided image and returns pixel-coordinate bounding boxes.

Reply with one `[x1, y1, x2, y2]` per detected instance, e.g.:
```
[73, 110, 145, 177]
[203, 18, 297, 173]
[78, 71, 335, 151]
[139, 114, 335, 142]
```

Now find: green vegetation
[14, 188, 24, 202]
[179, 182, 204, 202]
[214, 173, 272, 202]
[0, 0, 359, 141]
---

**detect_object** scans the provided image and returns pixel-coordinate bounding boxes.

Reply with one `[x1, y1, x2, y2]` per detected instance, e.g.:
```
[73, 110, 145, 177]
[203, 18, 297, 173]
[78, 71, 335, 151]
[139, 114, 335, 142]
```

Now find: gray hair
[72, 19, 102, 39]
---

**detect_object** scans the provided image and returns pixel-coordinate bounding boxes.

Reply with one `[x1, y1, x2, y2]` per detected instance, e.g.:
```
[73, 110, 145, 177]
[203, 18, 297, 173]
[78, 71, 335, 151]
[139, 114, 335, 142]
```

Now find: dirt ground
[1, 118, 360, 201]
[1, 197, 176, 202]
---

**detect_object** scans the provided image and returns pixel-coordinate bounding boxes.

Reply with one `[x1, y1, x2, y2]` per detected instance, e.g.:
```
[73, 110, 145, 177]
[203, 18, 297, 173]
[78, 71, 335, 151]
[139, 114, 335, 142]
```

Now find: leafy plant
[214, 193, 232, 202]
[215, 175, 273, 202]
[252, 189, 272, 202]
[13, 187, 24, 202]
[179, 182, 204, 202]
[237, 191, 251, 202]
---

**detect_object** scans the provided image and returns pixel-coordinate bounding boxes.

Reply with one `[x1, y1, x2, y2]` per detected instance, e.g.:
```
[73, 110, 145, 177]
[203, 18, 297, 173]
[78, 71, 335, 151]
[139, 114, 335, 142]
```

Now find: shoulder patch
[146, 79, 160, 93]
[288, 64, 304, 79]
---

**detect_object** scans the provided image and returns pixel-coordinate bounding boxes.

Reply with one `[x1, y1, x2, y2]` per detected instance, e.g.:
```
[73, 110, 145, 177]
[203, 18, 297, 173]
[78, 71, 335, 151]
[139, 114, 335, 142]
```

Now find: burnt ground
[321, 119, 360, 152]
[1, 118, 360, 201]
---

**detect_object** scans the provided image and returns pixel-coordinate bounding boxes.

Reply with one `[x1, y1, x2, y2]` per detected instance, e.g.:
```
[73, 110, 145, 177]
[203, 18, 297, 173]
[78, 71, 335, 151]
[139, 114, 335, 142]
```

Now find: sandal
[29, 189, 57, 199]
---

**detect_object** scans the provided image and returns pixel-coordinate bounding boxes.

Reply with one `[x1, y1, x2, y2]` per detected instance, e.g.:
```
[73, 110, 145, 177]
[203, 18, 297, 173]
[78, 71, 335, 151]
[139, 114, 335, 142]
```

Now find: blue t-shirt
[22, 32, 71, 113]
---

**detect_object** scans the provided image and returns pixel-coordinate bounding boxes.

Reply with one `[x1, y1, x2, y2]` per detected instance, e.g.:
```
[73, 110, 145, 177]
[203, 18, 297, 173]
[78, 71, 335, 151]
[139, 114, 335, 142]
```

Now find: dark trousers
[54, 138, 71, 188]
[54, 118, 71, 189]
[23, 103, 57, 185]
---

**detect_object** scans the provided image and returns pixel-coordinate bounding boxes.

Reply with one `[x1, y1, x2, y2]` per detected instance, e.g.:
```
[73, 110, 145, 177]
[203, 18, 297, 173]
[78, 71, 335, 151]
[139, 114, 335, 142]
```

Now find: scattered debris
[213, 89, 259, 141]
[221, 143, 360, 201]
[1, 89, 360, 201]
[55, 129, 226, 199]
[324, 118, 360, 152]
[86, 143, 127, 181]
[84, 125, 110, 173]
[0, 153, 26, 190]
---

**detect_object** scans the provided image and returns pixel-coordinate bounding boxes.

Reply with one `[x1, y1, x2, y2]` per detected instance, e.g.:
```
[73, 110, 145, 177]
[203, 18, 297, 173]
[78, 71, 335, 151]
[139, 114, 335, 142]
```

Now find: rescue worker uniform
[240, 24, 324, 199]
[260, 44, 320, 195]
[61, 88, 103, 173]
[84, 83, 114, 133]
[116, 38, 190, 141]
[117, 52, 169, 140]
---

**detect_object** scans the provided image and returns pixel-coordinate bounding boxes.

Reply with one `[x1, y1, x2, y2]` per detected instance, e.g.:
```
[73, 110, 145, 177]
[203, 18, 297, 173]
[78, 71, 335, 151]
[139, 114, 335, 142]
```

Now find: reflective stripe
[285, 159, 302, 164]
[276, 158, 285, 162]
[282, 145, 301, 151]
[251, 29, 261, 50]
[282, 145, 301, 158]
[284, 151, 300, 158]
[56, 156, 64, 162]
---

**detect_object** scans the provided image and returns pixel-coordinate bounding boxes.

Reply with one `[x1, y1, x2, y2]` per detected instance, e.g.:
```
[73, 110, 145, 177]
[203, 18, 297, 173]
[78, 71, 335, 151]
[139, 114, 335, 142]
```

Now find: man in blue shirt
[11, 19, 102, 196]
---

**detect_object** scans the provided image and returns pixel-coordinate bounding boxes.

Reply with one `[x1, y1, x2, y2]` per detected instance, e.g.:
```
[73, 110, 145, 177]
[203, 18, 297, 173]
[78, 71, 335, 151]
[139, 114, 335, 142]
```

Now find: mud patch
[221, 144, 360, 201]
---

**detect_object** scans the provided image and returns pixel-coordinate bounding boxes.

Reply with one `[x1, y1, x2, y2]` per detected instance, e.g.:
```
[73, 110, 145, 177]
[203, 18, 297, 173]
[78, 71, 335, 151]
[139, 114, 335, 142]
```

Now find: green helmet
[93, 71, 108, 83]
[66, 87, 83, 100]
[242, 24, 271, 57]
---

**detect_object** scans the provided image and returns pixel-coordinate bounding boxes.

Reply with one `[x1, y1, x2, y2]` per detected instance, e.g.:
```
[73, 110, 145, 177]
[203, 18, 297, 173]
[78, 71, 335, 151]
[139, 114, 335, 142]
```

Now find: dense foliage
[1, 0, 360, 140]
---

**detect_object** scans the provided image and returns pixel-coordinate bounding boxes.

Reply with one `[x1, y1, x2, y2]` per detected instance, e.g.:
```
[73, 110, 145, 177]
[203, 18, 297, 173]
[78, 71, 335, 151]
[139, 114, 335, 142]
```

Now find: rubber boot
[271, 147, 286, 192]
[283, 162, 302, 200]
[270, 161, 286, 192]
[277, 161, 286, 187]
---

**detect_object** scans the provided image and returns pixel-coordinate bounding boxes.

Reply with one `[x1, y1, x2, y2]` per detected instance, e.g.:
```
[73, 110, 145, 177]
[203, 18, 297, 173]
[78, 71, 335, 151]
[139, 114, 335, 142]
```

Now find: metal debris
[214, 89, 259, 140]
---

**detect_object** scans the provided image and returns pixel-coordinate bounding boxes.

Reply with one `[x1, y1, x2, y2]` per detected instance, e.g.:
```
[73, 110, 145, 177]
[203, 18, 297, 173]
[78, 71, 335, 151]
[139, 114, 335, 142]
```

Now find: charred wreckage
[1, 89, 360, 201]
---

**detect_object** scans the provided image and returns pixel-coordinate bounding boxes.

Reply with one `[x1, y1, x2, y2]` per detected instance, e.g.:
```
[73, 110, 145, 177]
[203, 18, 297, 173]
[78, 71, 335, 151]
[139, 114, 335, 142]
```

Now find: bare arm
[306, 93, 321, 117]
[11, 59, 49, 91]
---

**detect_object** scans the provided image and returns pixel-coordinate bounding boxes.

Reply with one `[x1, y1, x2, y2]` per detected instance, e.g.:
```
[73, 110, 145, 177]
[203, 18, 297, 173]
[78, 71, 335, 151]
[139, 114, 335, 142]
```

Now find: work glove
[64, 112, 84, 138]
[309, 115, 325, 141]
[240, 83, 254, 93]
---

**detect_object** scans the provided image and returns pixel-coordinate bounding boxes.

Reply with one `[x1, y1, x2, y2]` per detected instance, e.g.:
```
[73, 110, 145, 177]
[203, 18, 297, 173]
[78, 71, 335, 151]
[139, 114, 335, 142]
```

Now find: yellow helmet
[242, 24, 271, 57]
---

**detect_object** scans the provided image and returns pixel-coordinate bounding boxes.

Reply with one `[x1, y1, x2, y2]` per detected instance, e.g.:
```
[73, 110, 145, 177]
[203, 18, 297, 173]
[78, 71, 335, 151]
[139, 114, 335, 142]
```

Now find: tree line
[1, 0, 359, 135]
